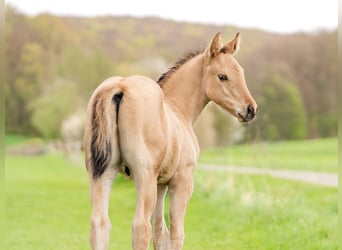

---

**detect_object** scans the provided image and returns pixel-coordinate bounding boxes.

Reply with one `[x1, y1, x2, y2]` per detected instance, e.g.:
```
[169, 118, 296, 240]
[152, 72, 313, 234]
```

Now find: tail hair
[90, 91, 123, 179]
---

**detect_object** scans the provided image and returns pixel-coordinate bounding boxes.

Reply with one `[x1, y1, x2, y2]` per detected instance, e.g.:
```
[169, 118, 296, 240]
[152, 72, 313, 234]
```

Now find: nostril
[247, 105, 254, 116]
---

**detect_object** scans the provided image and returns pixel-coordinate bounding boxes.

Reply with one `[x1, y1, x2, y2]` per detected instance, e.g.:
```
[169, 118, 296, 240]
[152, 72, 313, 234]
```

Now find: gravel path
[198, 164, 338, 188]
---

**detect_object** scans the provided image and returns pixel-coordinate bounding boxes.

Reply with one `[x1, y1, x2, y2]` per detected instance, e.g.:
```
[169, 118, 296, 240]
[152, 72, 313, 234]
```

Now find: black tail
[90, 91, 123, 179]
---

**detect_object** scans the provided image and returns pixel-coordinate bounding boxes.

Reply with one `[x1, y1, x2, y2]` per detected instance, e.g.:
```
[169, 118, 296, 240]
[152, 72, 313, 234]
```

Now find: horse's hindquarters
[116, 76, 168, 178]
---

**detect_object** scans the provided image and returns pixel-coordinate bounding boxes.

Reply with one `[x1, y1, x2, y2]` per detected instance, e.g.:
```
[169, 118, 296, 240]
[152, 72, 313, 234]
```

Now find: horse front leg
[89, 167, 118, 250]
[168, 167, 194, 250]
[152, 184, 170, 250]
[132, 170, 158, 250]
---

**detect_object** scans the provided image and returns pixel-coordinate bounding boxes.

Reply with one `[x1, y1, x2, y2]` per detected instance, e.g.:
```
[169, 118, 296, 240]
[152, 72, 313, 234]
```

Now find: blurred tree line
[5, 7, 337, 146]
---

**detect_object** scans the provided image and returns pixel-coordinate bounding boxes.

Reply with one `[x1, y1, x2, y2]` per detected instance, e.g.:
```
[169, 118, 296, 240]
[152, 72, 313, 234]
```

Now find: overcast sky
[6, 0, 338, 33]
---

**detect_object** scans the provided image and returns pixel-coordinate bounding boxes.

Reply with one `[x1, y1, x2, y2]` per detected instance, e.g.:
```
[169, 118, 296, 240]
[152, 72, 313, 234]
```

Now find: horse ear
[207, 32, 223, 58]
[221, 32, 240, 55]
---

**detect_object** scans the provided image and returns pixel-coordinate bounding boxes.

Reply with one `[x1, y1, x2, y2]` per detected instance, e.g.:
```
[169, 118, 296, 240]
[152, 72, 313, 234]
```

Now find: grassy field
[5, 134, 43, 146]
[199, 138, 338, 172]
[5, 151, 337, 249]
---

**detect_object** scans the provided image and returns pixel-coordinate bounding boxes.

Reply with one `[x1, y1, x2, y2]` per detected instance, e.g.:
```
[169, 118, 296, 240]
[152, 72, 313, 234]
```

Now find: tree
[6, 42, 45, 134]
[57, 48, 115, 101]
[248, 73, 307, 141]
[29, 79, 79, 139]
[4, 7, 337, 140]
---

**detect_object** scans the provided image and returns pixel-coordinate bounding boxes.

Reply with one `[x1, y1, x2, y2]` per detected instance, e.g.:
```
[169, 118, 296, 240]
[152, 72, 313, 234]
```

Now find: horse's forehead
[214, 54, 242, 72]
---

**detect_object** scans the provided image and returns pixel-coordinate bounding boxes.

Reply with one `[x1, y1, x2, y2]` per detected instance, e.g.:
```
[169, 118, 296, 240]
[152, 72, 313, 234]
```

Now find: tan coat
[83, 32, 257, 250]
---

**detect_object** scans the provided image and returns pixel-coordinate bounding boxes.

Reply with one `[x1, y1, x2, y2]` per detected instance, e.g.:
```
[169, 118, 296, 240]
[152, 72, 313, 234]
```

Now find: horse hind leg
[88, 129, 120, 250]
[132, 169, 158, 250]
[89, 166, 118, 250]
[88, 132, 119, 250]
[152, 184, 170, 250]
[87, 86, 124, 249]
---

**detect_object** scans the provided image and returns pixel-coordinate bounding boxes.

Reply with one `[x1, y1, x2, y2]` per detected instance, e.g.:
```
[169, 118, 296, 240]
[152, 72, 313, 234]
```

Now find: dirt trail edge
[198, 164, 338, 188]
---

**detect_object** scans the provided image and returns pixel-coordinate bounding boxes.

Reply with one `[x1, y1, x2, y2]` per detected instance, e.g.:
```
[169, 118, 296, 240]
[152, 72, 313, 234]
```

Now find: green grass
[188, 171, 337, 250]
[5, 134, 43, 146]
[199, 138, 338, 172]
[5, 154, 337, 249]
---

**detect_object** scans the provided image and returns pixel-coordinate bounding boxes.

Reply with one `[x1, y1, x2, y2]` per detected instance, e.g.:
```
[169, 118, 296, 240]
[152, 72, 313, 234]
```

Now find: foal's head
[203, 32, 258, 123]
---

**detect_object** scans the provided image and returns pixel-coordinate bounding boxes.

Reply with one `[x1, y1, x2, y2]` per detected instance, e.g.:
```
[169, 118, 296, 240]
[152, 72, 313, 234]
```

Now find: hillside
[5, 6, 337, 145]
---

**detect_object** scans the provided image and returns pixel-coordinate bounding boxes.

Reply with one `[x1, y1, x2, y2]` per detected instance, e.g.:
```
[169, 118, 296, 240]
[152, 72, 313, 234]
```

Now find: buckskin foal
[83, 32, 258, 250]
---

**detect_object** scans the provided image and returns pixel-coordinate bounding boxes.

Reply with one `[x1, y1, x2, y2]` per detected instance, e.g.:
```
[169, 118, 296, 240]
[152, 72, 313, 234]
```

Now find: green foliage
[242, 32, 337, 139]
[313, 113, 337, 137]
[28, 14, 80, 51]
[15, 43, 44, 99]
[5, 154, 337, 249]
[57, 48, 115, 100]
[29, 80, 79, 139]
[4, 7, 337, 142]
[6, 42, 45, 134]
[250, 73, 307, 141]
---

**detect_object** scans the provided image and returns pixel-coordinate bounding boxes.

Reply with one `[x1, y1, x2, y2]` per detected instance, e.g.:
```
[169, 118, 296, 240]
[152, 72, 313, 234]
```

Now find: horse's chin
[236, 113, 257, 125]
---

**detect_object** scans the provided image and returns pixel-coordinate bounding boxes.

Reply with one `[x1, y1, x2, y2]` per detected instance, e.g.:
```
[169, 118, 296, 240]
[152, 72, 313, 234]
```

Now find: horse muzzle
[237, 104, 258, 124]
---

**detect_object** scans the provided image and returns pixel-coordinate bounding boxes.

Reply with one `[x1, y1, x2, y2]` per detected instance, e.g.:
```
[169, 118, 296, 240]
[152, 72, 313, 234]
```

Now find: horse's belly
[157, 157, 179, 184]
[156, 138, 198, 184]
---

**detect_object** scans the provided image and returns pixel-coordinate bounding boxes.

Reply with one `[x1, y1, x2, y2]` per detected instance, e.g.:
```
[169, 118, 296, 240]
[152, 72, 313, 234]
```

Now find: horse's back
[95, 75, 166, 147]
[86, 74, 164, 121]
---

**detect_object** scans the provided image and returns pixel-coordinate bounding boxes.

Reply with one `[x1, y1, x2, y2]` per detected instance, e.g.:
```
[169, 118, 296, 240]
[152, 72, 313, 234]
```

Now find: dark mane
[157, 50, 203, 86]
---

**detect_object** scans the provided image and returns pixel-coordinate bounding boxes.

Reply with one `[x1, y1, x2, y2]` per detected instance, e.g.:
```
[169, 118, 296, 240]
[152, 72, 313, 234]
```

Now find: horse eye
[217, 74, 228, 81]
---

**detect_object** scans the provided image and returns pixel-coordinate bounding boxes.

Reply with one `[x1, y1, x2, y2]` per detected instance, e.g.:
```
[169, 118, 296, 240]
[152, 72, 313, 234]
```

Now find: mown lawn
[199, 138, 338, 172]
[5, 153, 337, 249]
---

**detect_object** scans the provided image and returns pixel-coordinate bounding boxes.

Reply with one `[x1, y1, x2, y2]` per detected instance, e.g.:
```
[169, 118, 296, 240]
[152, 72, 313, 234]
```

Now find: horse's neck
[161, 54, 209, 125]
